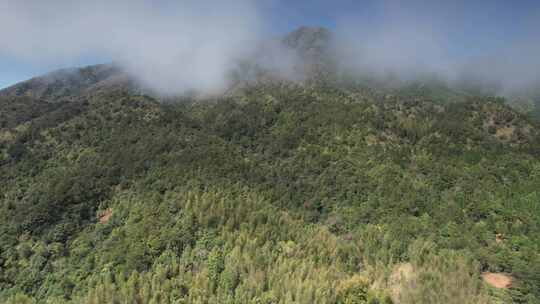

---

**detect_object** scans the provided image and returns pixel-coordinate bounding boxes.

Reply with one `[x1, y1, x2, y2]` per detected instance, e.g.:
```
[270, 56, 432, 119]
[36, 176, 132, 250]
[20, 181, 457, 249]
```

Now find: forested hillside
[1, 72, 540, 304]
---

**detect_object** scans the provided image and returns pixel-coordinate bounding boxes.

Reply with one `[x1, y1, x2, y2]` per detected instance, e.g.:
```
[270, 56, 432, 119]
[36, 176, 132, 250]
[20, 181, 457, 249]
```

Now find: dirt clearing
[482, 272, 513, 289]
[98, 208, 113, 224]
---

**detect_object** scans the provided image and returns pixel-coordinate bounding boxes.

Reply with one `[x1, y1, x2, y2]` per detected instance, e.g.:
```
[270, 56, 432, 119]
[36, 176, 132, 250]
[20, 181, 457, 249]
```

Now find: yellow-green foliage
[72, 187, 366, 303]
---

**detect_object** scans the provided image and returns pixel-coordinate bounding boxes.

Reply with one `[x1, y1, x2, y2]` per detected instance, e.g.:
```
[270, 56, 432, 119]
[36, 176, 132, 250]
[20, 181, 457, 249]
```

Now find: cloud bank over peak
[334, 0, 540, 94]
[0, 0, 263, 94]
[1, 0, 540, 96]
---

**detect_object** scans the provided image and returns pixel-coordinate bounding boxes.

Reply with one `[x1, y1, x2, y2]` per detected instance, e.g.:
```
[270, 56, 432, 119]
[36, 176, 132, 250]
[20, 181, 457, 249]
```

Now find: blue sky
[1, 0, 539, 89]
[267, 0, 539, 55]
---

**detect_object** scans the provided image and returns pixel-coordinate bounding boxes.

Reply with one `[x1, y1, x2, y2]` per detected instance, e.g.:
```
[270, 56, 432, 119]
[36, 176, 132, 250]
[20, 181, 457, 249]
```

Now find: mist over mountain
[2, 1, 540, 99]
[3, 25, 540, 120]
[2, 23, 540, 126]
[0, 0, 262, 94]
[1, 2, 540, 303]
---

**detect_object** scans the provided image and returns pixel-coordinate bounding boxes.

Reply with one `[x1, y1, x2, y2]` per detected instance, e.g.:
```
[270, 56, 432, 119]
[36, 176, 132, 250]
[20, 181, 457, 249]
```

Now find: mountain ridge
[1, 26, 540, 304]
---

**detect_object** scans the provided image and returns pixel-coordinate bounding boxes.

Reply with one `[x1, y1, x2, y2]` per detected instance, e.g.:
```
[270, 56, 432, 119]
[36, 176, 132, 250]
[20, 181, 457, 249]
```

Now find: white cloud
[1, 0, 539, 95]
[0, 0, 263, 94]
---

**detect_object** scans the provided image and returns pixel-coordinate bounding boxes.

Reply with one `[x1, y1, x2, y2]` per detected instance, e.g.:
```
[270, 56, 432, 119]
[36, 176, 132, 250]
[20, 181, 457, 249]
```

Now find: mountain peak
[283, 26, 332, 51]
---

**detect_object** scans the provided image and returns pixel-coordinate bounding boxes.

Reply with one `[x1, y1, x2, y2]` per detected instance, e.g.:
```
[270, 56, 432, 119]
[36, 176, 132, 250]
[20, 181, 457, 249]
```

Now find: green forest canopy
[0, 81, 539, 303]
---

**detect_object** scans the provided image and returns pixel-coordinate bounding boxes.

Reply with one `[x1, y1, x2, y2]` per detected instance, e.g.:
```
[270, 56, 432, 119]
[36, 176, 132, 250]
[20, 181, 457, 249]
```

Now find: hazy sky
[1, 0, 539, 92]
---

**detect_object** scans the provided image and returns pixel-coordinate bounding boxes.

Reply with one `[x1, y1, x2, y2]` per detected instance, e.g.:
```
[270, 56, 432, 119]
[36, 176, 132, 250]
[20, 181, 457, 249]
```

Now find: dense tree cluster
[0, 83, 539, 303]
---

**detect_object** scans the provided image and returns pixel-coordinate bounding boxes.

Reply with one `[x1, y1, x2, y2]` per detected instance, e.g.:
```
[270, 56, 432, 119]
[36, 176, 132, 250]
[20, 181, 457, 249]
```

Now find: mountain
[0, 64, 133, 101]
[283, 26, 332, 52]
[1, 28, 540, 304]
[282, 26, 337, 82]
